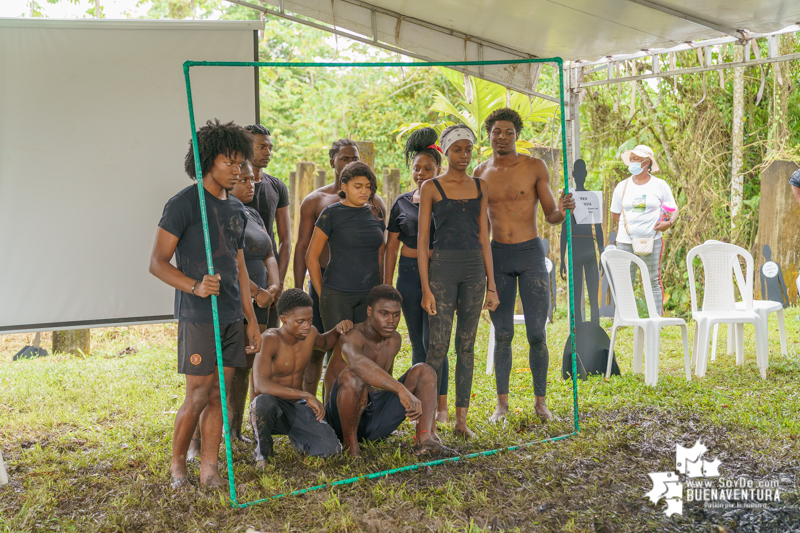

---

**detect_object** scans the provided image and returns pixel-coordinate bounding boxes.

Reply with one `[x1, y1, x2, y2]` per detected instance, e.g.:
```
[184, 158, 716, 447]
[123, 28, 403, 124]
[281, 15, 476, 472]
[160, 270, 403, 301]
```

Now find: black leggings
[489, 238, 550, 397]
[320, 286, 370, 333]
[426, 250, 485, 408]
[396, 256, 447, 395]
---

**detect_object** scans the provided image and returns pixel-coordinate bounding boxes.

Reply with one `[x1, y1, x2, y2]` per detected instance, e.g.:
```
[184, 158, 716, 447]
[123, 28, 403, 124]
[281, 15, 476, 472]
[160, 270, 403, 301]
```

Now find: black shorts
[324, 370, 409, 443]
[177, 320, 247, 376]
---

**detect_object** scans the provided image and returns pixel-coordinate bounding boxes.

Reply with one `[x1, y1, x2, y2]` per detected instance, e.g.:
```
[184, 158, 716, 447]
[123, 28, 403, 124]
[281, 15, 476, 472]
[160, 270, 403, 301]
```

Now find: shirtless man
[294, 139, 386, 395]
[474, 108, 575, 423]
[323, 285, 450, 457]
[250, 289, 352, 464]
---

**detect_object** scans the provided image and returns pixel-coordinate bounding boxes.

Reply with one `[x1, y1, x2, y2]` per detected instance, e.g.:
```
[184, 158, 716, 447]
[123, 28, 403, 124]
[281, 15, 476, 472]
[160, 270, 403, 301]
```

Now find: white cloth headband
[439, 126, 475, 154]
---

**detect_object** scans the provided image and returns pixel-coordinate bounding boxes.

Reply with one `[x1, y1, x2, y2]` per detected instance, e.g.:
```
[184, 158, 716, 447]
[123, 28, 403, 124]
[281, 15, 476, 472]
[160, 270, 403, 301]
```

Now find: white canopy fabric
[253, 0, 800, 92]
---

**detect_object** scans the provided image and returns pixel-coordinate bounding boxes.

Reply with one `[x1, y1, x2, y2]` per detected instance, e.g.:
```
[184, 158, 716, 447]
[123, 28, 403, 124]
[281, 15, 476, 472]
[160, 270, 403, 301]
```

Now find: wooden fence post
[288, 170, 296, 229]
[316, 169, 327, 189]
[354, 141, 375, 171]
[383, 168, 400, 209]
[754, 160, 800, 304]
[52, 329, 90, 355]
[291, 162, 315, 235]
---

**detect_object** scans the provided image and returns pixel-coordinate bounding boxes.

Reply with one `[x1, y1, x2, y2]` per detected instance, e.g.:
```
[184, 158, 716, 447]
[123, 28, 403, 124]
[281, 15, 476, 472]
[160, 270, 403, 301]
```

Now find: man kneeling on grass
[250, 289, 352, 464]
[323, 285, 455, 457]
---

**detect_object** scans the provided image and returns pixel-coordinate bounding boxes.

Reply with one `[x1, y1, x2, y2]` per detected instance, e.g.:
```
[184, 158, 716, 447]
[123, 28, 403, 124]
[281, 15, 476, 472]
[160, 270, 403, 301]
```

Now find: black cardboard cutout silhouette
[760, 244, 788, 307]
[559, 160, 618, 380]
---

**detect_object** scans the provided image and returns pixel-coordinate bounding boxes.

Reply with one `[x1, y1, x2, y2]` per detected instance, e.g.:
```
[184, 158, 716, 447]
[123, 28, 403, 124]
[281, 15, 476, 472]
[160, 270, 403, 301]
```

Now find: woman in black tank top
[418, 124, 499, 439]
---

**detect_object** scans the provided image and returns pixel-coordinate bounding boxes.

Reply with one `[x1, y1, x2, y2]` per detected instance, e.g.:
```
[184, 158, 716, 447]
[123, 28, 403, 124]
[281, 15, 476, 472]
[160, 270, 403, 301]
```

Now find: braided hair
[404, 127, 442, 168]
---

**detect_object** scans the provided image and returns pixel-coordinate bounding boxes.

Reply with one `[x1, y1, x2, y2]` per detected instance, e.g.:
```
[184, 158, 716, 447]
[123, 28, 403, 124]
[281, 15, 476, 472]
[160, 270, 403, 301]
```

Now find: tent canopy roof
[261, 0, 800, 62]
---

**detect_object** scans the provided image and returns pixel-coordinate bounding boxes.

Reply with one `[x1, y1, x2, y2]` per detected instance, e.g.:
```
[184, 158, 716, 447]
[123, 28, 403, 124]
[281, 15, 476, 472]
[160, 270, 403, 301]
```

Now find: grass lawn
[1, 304, 798, 532]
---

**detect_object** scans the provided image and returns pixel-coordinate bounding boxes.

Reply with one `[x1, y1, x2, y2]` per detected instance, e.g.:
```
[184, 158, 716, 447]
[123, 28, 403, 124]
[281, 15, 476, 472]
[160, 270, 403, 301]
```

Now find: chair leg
[695, 320, 711, 378]
[710, 323, 719, 362]
[776, 308, 787, 356]
[735, 323, 745, 365]
[606, 325, 618, 378]
[726, 323, 736, 355]
[691, 321, 699, 367]
[0, 450, 7, 486]
[679, 324, 691, 381]
[645, 325, 661, 386]
[486, 322, 495, 375]
[633, 326, 644, 375]
[753, 317, 768, 379]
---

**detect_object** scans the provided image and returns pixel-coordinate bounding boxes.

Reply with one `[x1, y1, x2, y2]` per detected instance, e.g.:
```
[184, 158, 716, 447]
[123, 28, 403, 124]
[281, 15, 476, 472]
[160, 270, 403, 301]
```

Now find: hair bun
[405, 127, 438, 153]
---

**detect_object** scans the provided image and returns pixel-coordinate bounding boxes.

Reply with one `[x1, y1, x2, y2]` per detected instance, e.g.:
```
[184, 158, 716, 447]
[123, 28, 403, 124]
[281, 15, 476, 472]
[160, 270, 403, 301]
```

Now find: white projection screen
[0, 18, 262, 333]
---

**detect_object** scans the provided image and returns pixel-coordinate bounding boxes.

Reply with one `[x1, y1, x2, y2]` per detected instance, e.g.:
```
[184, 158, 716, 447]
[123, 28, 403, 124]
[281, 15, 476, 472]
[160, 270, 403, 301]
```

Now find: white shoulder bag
[619, 178, 654, 256]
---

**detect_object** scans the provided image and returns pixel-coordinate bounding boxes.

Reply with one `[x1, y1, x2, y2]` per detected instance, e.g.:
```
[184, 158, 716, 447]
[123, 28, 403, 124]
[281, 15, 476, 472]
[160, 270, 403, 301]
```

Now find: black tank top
[431, 178, 482, 250]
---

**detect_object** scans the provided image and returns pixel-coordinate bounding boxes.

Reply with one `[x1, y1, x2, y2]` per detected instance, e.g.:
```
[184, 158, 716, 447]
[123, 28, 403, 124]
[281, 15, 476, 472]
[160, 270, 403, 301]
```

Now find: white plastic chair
[0, 450, 7, 486]
[600, 249, 690, 386]
[686, 242, 768, 379]
[707, 246, 787, 362]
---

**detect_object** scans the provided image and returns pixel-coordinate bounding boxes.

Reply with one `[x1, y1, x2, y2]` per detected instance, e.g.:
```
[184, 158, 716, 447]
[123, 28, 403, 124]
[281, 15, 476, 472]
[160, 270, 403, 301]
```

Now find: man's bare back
[475, 153, 553, 244]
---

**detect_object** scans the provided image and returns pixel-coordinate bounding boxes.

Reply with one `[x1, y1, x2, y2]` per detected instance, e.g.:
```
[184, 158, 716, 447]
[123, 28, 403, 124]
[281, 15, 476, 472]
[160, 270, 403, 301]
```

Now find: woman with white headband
[418, 124, 499, 439]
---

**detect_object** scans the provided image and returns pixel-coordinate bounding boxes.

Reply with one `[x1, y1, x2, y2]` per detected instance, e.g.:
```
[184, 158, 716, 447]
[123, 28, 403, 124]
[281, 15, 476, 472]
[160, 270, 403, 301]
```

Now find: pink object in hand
[660, 201, 677, 222]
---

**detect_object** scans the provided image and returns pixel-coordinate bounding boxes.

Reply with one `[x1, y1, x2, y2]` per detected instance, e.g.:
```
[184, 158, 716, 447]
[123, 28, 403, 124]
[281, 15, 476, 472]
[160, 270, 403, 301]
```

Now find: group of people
[150, 108, 584, 489]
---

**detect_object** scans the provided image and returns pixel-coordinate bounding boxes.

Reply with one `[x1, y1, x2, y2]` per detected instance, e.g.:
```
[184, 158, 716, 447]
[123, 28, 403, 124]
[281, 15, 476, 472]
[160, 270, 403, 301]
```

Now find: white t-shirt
[610, 175, 676, 244]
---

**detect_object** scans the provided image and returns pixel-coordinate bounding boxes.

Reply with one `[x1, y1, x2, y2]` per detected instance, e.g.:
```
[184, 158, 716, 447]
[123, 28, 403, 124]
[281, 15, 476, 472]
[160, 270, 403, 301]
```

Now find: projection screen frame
[0, 18, 262, 334]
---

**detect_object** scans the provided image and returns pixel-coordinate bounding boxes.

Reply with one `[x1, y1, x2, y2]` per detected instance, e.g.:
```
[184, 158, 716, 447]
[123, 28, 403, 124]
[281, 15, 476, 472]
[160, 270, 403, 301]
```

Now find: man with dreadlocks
[150, 119, 262, 489]
[293, 139, 386, 398]
[474, 108, 575, 423]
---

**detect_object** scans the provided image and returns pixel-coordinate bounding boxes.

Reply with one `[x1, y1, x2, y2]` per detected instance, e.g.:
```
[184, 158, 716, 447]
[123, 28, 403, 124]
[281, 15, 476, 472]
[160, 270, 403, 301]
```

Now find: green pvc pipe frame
[182, 57, 579, 509]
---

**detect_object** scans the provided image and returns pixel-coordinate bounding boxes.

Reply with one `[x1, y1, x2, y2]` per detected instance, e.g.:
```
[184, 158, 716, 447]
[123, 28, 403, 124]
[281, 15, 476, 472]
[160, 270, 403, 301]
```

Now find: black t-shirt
[315, 202, 385, 292]
[243, 207, 273, 324]
[387, 191, 434, 249]
[244, 171, 289, 252]
[158, 185, 247, 324]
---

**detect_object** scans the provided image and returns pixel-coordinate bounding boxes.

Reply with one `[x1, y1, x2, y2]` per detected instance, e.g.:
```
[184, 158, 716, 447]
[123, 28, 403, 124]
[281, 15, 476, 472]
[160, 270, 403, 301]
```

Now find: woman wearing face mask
[384, 128, 448, 423]
[610, 145, 678, 316]
[307, 161, 386, 342]
[418, 124, 499, 439]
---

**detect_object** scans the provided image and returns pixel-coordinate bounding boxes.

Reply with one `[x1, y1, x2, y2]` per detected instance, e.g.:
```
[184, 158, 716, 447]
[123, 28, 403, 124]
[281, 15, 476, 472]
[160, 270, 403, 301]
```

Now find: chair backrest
[686, 242, 754, 315]
[600, 249, 660, 320]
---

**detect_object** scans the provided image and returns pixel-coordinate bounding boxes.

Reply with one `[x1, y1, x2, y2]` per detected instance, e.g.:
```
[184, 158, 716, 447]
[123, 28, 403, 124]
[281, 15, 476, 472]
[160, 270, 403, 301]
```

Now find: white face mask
[628, 161, 646, 175]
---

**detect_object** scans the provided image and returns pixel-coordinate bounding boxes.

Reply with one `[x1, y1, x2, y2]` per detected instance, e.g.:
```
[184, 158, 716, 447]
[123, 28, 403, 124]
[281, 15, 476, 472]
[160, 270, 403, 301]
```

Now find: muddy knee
[494, 330, 514, 350]
[337, 368, 366, 396]
[409, 362, 437, 383]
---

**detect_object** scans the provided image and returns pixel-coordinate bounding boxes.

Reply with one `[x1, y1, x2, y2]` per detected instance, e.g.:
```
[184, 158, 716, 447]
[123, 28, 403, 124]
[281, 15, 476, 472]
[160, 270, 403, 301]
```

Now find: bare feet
[413, 438, 458, 457]
[436, 395, 449, 423]
[186, 437, 201, 462]
[200, 462, 225, 488]
[489, 405, 508, 423]
[534, 396, 553, 422]
[170, 475, 190, 490]
[255, 459, 267, 470]
[489, 393, 509, 423]
[453, 425, 476, 439]
[453, 407, 474, 439]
